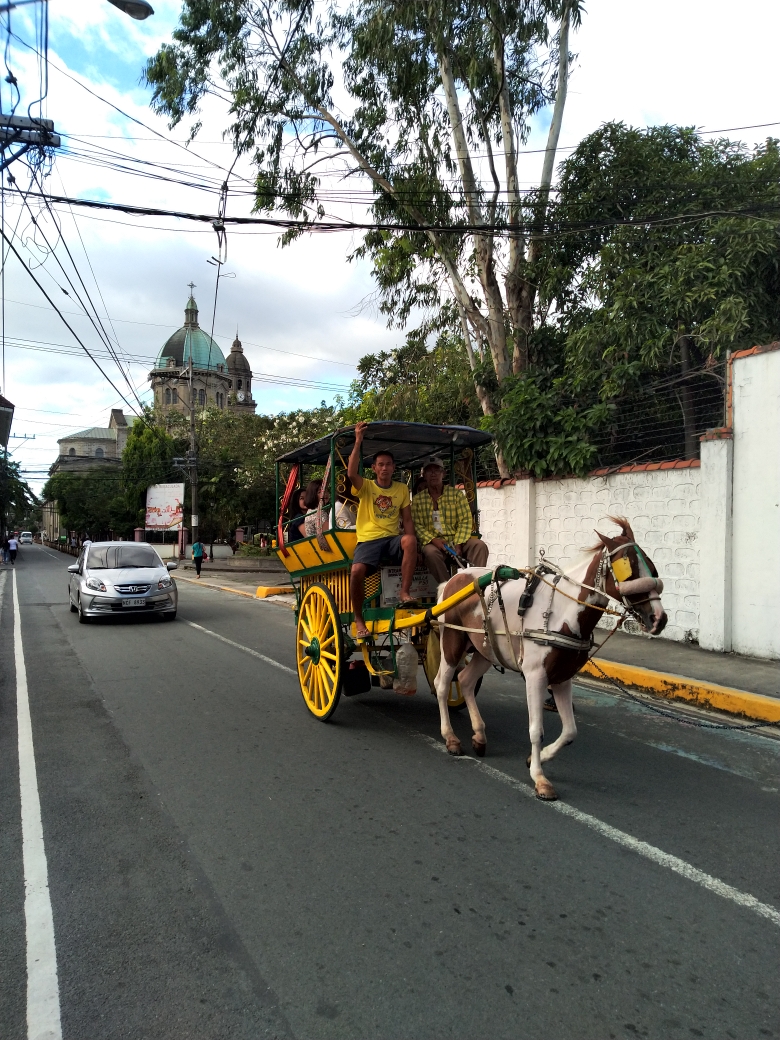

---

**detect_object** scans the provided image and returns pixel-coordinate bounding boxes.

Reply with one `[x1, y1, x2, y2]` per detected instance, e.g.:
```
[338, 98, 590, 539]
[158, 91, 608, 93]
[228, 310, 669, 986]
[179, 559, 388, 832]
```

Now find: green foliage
[122, 416, 181, 523]
[0, 456, 37, 528]
[483, 369, 612, 477]
[42, 469, 135, 539]
[542, 125, 780, 387]
[348, 319, 483, 427]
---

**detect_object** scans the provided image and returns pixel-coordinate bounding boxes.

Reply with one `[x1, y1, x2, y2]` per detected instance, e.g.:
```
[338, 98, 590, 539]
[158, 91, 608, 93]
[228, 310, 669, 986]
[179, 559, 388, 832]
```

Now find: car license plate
[122, 598, 146, 608]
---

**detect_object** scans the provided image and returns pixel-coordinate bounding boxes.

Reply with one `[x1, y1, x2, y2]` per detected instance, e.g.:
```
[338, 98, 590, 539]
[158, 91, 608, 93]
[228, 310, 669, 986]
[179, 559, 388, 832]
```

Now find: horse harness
[437, 545, 658, 673]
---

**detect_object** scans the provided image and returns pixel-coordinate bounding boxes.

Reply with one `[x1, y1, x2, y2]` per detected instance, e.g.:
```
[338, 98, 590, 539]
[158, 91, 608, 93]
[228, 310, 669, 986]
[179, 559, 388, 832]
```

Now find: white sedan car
[68, 541, 178, 623]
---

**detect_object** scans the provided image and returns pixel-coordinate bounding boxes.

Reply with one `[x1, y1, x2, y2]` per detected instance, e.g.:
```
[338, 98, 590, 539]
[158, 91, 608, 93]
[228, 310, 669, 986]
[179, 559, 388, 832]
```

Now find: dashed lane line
[181, 620, 780, 931]
[415, 731, 780, 928]
[181, 618, 297, 675]
[13, 569, 63, 1039]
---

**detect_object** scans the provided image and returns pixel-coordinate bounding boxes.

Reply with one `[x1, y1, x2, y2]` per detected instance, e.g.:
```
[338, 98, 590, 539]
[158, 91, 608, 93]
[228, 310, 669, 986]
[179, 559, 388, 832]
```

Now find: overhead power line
[0, 222, 141, 416]
[19, 188, 780, 238]
[1, 295, 358, 369]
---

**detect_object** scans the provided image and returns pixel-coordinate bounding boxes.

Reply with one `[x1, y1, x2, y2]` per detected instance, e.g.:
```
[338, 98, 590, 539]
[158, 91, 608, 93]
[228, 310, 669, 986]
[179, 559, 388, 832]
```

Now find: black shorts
[353, 535, 402, 568]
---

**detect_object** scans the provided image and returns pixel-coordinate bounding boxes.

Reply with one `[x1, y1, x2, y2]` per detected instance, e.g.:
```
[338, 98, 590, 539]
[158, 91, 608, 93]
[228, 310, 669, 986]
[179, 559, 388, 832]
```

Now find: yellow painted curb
[255, 585, 294, 598]
[581, 659, 780, 724]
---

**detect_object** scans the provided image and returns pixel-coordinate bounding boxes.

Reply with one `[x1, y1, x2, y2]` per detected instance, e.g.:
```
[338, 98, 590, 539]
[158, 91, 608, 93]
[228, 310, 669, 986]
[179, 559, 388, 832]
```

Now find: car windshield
[88, 546, 161, 570]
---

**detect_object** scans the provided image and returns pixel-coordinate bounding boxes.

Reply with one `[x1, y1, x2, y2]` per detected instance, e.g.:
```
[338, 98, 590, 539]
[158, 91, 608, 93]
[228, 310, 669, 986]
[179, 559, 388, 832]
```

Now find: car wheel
[77, 595, 90, 624]
[69, 595, 77, 613]
[162, 611, 177, 622]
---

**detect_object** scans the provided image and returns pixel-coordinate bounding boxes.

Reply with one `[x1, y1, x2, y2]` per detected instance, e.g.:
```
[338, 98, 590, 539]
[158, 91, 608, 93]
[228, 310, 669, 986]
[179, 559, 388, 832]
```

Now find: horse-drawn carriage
[274, 420, 668, 801]
[273, 421, 516, 720]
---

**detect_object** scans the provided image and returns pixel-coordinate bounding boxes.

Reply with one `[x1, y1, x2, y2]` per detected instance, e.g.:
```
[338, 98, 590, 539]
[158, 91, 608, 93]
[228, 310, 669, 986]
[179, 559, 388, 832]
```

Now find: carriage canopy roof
[277, 421, 493, 468]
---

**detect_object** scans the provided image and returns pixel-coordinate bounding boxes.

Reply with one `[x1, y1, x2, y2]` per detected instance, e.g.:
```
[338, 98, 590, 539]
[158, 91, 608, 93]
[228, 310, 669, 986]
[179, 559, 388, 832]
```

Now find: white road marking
[416, 731, 780, 928]
[38, 546, 63, 561]
[181, 619, 297, 675]
[175, 621, 780, 930]
[13, 570, 63, 1039]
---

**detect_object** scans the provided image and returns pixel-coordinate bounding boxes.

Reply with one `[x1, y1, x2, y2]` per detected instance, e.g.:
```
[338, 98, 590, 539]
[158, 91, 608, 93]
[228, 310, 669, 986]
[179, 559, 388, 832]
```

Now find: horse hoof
[472, 739, 486, 757]
[446, 739, 463, 756]
[535, 780, 558, 801]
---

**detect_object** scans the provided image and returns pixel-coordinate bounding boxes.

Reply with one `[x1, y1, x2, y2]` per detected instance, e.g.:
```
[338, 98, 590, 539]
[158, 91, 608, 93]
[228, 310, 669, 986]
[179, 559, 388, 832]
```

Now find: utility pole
[173, 355, 199, 548]
[187, 354, 199, 546]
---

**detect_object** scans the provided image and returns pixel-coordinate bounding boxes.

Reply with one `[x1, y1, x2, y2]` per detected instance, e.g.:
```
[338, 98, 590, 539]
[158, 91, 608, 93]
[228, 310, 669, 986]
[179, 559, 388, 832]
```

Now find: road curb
[581, 658, 780, 724]
[176, 575, 255, 598]
[176, 574, 296, 608]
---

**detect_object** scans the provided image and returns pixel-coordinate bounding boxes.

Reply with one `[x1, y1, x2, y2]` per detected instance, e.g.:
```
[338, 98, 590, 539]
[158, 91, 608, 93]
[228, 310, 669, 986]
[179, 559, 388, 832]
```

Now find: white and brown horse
[433, 518, 667, 800]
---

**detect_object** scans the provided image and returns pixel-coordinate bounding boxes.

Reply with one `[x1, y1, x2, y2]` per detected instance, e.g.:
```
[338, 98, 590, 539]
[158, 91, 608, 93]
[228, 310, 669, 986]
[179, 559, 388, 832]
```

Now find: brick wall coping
[466, 458, 700, 489]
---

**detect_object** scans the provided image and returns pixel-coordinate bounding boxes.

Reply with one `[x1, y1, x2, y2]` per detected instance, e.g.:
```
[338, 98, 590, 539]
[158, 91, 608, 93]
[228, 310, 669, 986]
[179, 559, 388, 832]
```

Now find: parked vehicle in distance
[19, 531, 33, 544]
[67, 541, 178, 623]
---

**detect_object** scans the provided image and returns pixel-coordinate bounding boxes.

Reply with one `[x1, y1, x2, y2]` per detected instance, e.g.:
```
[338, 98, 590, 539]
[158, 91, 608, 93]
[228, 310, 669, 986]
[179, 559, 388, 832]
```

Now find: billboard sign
[145, 483, 185, 529]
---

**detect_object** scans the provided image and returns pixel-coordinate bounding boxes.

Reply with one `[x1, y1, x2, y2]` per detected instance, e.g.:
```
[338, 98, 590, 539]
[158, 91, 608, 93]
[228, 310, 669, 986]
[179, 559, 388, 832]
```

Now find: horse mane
[586, 514, 635, 552]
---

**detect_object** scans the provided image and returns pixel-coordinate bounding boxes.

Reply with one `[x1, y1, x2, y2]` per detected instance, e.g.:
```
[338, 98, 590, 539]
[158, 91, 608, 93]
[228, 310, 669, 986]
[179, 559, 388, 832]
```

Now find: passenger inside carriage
[347, 421, 418, 638]
[284, 489, 307, 543]
[411, 455, 488, 583]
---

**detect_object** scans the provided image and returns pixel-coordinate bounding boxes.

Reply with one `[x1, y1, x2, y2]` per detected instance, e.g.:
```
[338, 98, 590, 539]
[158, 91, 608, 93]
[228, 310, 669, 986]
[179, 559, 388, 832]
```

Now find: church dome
[155, 295, 226, 372]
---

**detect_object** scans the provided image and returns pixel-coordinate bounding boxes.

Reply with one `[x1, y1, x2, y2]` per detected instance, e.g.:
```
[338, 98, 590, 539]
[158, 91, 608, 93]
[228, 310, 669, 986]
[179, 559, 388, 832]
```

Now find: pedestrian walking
[192, 539, 204, 578]
[8, 534, 18, 565]
[1, 536, 8, 564]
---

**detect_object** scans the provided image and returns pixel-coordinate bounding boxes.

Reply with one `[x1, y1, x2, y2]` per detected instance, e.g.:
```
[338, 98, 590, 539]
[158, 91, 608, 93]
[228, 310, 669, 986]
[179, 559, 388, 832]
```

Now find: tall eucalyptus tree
[146, 0, 582, 463]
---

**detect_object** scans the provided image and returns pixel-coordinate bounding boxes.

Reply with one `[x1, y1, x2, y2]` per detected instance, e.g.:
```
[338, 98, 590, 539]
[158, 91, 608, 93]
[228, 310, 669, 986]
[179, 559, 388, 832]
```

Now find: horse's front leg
[458, 652, 492, 756]
[524, 665, 557, 800]
[540, 679, 577, 764]
[435, 657, 462, 756]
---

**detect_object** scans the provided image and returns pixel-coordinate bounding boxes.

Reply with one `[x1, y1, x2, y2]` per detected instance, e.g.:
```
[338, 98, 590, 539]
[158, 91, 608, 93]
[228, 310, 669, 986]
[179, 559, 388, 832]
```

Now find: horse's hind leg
[458, 652, 491, 756]
[540, 679, 577, 764]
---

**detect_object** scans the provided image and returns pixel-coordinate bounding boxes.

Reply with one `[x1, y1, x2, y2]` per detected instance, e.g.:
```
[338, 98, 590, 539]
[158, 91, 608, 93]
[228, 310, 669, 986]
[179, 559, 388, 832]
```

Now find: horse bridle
[597, 542, 664, 618]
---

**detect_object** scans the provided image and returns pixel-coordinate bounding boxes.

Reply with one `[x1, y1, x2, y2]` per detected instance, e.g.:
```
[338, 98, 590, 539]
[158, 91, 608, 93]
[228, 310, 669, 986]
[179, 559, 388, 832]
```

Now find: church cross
[188, 281, 196, 294]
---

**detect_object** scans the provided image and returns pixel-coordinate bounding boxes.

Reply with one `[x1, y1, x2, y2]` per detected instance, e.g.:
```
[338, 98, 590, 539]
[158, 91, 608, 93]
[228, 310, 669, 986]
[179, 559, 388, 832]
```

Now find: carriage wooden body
[273, 421, 516, 721]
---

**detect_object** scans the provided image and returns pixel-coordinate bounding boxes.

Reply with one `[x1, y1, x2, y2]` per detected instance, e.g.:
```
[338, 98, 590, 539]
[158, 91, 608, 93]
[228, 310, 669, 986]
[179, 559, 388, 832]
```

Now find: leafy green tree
[42, 470, 135, 540]
[122, 417, 183, 524]
[537, 125, 780, 462]
[145, 0, 581, 468]
[0, 456, 37, 532]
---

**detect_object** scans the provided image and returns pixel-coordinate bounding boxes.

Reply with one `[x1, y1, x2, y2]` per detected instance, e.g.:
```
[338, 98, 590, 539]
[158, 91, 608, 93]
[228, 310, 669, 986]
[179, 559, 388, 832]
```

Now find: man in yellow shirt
[348, 421, 417, 638]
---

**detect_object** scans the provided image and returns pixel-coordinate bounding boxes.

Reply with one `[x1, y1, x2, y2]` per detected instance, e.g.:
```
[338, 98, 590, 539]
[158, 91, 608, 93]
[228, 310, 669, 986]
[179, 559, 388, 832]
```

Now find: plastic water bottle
[393, 641, 418, 696]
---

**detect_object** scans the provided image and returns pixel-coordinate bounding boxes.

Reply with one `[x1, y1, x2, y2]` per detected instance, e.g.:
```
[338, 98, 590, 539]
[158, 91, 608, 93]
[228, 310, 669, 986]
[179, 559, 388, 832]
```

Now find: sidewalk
[584, 630, 780, 724]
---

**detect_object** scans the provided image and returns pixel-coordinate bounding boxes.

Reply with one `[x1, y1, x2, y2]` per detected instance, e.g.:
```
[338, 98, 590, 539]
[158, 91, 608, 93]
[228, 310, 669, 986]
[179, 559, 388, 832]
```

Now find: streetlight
[106, 0, 154, 19]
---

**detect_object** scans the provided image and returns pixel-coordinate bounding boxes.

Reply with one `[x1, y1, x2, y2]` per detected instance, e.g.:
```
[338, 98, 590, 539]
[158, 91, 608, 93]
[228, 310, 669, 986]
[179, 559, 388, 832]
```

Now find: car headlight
[86, 577, 106, 592]
[158, 576, 173, 590]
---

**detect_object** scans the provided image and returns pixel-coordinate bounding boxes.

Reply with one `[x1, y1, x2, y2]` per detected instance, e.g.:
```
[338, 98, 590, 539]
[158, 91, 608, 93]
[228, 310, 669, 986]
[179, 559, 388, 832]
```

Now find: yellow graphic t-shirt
[353, 479, 410, 542]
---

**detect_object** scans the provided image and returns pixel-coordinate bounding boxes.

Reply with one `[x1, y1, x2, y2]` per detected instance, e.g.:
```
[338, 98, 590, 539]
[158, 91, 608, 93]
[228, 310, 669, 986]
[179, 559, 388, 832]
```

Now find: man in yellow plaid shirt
[411, 456, 488, 583]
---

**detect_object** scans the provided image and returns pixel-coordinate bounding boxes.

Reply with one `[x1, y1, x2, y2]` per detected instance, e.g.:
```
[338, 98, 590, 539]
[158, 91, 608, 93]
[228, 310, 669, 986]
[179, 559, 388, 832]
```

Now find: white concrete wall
[475, 345, 780, 658]
[479, 464, 702, 644]
[730, 349, 780, 658]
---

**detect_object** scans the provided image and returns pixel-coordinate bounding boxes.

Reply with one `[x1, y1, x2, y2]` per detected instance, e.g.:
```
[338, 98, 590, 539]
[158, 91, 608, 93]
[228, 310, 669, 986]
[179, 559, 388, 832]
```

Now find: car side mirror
[166, 561, 178, 571]
[67, 564, 79, 573]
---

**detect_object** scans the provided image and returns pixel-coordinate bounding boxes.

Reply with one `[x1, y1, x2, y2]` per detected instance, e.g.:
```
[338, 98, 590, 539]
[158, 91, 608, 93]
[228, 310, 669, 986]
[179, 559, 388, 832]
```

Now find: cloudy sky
[3, 0, 778, 492]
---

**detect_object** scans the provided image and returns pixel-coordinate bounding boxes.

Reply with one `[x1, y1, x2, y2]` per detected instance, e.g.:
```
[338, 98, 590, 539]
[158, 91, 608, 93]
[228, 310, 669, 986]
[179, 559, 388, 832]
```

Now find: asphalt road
[2, 545, 779, 1040]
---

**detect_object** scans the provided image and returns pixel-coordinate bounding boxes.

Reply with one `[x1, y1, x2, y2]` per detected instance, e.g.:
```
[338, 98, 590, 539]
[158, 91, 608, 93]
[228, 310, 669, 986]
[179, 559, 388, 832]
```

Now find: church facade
[149, 292, 256, 416]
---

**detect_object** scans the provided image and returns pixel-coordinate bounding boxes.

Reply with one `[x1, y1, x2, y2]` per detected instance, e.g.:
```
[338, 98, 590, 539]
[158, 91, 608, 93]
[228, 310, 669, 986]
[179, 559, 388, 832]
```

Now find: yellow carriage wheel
[297, 583, 344, 722]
